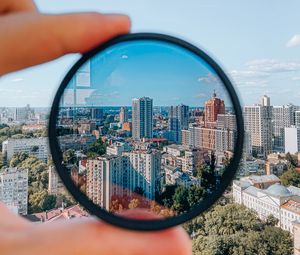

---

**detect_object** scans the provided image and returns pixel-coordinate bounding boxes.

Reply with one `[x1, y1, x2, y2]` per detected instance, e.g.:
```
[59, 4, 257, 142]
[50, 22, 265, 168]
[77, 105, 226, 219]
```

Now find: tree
[172, 186, 190, 213]
[280, 168, 300, 187]
[265, 214, 279, 226]
[63, 149, 77, 164]
[10, 152, 29, 167]
[186, 204, 293, 255]
[285, 152, 298, 167]
[187, 185, 204, 208]
[87, 138, 106, 155]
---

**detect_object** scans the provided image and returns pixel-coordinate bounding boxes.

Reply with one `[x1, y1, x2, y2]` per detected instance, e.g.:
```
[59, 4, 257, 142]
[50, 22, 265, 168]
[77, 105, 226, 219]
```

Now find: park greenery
[184, 203, 293, 255]
[10, 152, 74, 214]
[280, 167, 300, 187]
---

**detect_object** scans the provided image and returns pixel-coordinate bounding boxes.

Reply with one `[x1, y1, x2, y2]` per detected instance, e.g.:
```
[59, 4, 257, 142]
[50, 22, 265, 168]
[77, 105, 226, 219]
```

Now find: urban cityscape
[1, 91, 300, 253]
[57, 90, 236, 216]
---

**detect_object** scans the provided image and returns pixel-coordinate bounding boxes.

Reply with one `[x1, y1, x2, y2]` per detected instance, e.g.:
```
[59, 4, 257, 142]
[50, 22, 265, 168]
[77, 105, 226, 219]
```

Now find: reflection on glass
[56, 40, 237, 218]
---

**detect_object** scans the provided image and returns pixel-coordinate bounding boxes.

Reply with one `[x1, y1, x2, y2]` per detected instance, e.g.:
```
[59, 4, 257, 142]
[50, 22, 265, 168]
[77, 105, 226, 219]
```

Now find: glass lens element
[55, 40, 237, 219]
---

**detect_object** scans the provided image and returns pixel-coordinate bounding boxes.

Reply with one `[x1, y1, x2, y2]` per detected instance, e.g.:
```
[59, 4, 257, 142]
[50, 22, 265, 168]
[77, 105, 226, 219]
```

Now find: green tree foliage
[87, 138, 106, 156]
[280, 168, 300, 187]
[63, 149, 77, 164]
[172, 185, 204, 213]
[185, 204, 293, 255]
[285, 152, 298, 167]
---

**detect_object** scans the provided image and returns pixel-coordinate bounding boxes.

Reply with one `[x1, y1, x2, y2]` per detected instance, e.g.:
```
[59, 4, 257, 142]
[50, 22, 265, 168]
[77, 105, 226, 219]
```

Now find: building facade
[132, 97, 153, 140]
[2, 137, 49, 162]
[168, 104, 189, 144]
[244, 101, 273, 157]
[0, 168, 28, 215]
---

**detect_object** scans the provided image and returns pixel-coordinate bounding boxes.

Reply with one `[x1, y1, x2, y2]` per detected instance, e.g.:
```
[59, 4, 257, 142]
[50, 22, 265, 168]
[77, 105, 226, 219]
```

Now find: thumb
[0, 12, 131, 75]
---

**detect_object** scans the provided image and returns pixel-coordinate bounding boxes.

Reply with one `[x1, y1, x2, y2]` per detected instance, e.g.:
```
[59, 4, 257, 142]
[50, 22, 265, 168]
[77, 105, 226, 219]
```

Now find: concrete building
[182, 127, 235, 152]
[86, 155, 126, 210]
[2, 137, 49, 162]
[244, 97, 273, 157]
[86, 150, 161, 210]
[233, 176, 300, 234]
[217, 113, 237, 130]
[285, 126, 300, 154]
[119, 107, 129, 124]
[0, 168, 28, 215]
[295, 111, 300, 128]
[132, 97, 153, 140]
[168, 104, 189, 143]
[204, 92, 225, 125]
[272, 105, 294, 152]
[294, 222, 300, 255]
[48, 166, 65, 195]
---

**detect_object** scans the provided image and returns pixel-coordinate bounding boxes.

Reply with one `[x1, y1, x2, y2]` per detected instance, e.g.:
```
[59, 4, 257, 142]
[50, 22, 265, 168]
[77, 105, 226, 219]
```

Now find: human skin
[0, 1, 191, 255]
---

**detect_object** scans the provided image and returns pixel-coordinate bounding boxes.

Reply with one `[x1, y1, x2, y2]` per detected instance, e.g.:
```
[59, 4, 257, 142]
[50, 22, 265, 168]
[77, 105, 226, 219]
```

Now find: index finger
[0, 12, 131, 75]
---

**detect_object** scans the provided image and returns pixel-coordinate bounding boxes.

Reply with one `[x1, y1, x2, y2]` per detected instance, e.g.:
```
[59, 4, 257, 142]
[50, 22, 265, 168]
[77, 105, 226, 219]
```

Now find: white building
[132, 97, 153, 140]
[217, 113, 236, 130]
[0, 168, 28, 215]
[233, 176, 300, 234]
[106, 142, 126, 156]
[48, 166, 65, 195]
[272, 105, 295, 152]
[2, 137, 49, 162]
[86, 155, 126, 210]
[244, 97, 273, 157]
[86, 150, 161, 210]
[285, 126, 300, 154]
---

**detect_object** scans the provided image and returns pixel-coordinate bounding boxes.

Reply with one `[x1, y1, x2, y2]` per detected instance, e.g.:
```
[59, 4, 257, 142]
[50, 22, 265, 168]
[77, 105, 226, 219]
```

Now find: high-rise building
[86, 150, 161, 210]
[244, 96, 273, 157]
[182, 127, 235, 152]
[217, 114, 237, 130]
[119, 107, 129, 124]
[285, 126, 300, 154]
[86, 155, 126, 210]
[204, 92, 225, 124]
[0, 168, 28, 215]
[295, 111, 300, 128]
[261, 95, 270, 107]
[2, 137, 49, 162]
[168, 104, 189, 143]
[124, 150, 161, 200]
[272, 105, 295, 152]
[132, 97, 153, 140]
[48, 166, 65, 195]
[13, 105, 34, 122]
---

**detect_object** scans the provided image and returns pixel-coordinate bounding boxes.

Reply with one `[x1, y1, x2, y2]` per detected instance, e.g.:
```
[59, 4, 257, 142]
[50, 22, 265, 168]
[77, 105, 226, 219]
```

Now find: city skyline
[0, 1, 299, 107]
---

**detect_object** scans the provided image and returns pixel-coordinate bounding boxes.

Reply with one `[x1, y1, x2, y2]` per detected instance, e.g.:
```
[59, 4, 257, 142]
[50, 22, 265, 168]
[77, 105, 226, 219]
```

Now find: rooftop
[241, 174, 280, 184]
[282, 200, 300, 215]
[265, 183, 292, 197]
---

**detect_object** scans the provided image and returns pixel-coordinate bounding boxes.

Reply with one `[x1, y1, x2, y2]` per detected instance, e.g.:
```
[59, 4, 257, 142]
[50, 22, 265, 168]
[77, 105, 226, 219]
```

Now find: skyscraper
[285, 127, 300, 154]
[168, 104, 189, 143]
[119, 107, 129, 124]
[204, 92, 225, 124]
[272, 105, 295, 152]
[244, 96, 273, 157]
[132, 97, 153, 140]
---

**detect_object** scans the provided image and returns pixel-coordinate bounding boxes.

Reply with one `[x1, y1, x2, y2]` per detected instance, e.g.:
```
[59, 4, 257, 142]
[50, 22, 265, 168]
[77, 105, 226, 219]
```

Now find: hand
[0, 1, 191, 255]
[0, 0, 130, 75]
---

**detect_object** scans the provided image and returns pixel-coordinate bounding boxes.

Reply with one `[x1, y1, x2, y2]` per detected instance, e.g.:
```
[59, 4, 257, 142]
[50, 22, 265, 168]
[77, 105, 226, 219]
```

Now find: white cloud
[198, 73, 220, 84]
[11, 78, 24, 83]
[245, 59, 300, 73]
[286, 34, 300, 48]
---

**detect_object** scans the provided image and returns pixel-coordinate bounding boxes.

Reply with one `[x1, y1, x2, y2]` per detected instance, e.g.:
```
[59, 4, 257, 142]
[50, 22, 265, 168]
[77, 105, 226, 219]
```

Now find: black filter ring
[48, 33, 244, 231]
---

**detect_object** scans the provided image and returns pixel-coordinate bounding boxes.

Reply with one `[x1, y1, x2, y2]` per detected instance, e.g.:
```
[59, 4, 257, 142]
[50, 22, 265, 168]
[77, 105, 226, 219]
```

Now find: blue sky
[0, 0, 299, 107]
[62, 40, 231, 107]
